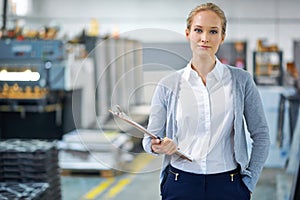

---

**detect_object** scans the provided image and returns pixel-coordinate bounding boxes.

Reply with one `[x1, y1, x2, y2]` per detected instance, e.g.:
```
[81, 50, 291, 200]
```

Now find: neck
[191, 55, 216, 77]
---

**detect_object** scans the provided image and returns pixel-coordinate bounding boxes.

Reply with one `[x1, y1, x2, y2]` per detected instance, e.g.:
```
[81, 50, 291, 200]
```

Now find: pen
[155, 136, 164, 143]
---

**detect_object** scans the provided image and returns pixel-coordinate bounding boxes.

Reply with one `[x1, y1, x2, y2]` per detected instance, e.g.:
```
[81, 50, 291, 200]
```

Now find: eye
[194, 28, 202, 33]
[210, 30, 218, 34]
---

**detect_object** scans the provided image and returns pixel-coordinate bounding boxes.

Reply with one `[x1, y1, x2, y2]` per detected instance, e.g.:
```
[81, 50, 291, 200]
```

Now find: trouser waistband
[168, 165, 240, 180]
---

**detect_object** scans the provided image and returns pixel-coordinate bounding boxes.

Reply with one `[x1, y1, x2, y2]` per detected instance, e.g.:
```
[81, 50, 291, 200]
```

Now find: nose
[201, 33, 209, 43]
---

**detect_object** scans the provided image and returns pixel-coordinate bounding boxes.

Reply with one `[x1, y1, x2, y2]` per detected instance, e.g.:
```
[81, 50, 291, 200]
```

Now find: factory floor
[60, 155, 290, 200]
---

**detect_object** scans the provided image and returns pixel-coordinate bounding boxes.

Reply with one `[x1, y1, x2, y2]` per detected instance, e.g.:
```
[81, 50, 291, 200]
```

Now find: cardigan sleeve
[142, 82, 167, 154]
[243, 73, 270, 192]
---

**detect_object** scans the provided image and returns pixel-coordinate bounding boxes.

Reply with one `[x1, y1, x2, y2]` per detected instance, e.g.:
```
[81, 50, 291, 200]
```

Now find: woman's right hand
[151, 137, 177, 155]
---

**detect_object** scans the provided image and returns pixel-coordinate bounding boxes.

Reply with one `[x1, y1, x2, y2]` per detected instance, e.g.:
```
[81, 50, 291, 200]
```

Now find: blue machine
[0, 39, 66, 90]
[0, 39, 77, 140]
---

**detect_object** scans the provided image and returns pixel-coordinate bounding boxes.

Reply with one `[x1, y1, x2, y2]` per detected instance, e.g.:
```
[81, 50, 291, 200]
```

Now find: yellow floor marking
[105, 178, 132, 198]
[83, 154, 156, 200]
[103, 154, 156, 199]
[83, 178, 115, 200]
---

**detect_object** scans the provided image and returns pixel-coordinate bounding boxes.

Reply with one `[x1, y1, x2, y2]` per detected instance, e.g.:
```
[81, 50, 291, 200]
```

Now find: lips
[198, 45, 211, 49]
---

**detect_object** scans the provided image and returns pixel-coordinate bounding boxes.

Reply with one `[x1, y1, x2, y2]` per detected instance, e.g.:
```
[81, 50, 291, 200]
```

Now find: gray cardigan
[142, 65, 270, 192]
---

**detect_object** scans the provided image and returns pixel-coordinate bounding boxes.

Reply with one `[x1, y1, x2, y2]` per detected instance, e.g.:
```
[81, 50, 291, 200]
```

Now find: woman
[142, 2, 270, 200]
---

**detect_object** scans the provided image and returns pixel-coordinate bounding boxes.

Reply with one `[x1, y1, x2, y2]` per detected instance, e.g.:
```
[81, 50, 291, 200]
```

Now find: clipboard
[109, 105, 193, 162]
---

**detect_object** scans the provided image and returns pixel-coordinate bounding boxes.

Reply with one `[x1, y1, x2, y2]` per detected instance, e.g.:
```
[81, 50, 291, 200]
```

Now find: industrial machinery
[0, 39, 65, 90]
[0, 39, 75, 139]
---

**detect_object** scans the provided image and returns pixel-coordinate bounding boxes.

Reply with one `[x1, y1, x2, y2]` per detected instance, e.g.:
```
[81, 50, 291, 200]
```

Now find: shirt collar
[182, 58, 224, 82]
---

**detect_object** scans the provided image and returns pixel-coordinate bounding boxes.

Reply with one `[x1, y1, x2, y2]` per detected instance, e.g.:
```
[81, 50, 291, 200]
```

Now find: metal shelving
[253, 51, 284, 85]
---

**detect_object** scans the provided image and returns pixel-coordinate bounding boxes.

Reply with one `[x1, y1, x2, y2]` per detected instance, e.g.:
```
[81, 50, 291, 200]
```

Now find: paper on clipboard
[109, 105, 193, 162]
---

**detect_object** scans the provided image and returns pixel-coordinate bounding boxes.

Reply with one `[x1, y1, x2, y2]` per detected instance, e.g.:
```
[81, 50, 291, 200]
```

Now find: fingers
[151, 137, 177, 155]
[151, 138, 161, 153]
[151, 138, 161, 145]
[164, 140, 177, 155]
[161, 138, 177, 155]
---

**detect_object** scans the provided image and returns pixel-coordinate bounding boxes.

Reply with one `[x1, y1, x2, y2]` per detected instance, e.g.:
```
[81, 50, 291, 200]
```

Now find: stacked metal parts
[0, 183, 49, 200]
[0, 139, 61, 200]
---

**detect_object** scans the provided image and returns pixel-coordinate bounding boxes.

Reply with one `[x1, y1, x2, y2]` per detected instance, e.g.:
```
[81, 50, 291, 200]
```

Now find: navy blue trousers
[161, 166, 251, 200]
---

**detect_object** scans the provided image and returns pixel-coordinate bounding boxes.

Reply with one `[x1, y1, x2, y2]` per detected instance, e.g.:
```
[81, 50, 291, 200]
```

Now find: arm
[243, 75, 270, 191]
[142, 83, 167, 154]
[142, 83, 177, 155]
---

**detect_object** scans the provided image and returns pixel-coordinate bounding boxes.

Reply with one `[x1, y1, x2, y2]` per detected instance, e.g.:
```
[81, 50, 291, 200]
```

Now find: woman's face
[186, 10, 225, 58]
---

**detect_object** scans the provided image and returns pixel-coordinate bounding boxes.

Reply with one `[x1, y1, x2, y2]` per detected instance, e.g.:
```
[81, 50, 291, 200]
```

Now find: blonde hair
[186, 2, 227, 35]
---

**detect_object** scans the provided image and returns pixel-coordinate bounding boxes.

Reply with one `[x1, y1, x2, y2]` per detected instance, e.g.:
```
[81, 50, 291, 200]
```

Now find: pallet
[60, 168, 122, 178]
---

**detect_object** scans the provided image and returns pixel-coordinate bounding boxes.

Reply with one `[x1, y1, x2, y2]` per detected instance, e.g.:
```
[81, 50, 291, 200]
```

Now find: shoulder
[226, 65, 251, 78]
[152, 69, 184, 105]
[158, 69, 184, 89]
[226, 65, 253, 84]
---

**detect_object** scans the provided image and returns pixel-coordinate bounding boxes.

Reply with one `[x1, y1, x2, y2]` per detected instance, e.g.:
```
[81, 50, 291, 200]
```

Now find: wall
[2, 0, 300, 71]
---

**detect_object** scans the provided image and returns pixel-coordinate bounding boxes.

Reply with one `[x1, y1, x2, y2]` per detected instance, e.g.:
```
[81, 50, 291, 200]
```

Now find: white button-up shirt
[171, 58, 237, 174]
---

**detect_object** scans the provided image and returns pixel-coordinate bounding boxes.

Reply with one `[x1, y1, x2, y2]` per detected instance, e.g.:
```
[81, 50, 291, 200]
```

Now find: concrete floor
[61, 154, 163, 200]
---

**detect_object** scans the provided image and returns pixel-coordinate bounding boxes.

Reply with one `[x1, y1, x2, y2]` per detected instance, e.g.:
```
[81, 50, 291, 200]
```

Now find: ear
[185, 28, 190, 40]
[220, 34, 226, 44]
